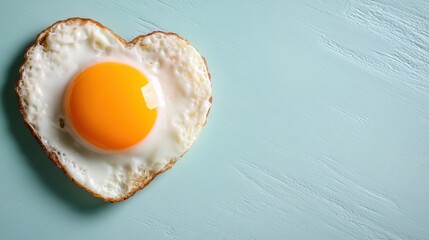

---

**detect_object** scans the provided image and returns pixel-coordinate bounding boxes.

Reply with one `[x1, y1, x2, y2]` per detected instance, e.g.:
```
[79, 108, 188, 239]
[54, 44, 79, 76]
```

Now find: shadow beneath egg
[1, 39, 111, 213]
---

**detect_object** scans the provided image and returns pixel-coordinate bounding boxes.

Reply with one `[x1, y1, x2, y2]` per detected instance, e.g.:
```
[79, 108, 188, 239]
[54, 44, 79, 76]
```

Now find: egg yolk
[64, 62, 157, 151]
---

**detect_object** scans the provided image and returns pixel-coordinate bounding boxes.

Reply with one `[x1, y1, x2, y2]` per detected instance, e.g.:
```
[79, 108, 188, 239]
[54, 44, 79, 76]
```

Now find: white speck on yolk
[141, 79, 165, 110]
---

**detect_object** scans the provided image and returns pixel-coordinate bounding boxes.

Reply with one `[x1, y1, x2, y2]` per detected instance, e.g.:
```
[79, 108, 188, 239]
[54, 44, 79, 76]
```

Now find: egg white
[17, 19, 211, 200]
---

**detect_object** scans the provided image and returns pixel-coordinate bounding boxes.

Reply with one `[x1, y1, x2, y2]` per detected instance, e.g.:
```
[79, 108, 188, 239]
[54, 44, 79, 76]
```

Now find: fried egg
[16, 18, 212, 202]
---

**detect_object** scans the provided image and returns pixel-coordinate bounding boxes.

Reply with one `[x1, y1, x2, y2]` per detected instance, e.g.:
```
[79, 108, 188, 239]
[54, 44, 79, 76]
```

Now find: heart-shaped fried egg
[16, 18, 212, 202]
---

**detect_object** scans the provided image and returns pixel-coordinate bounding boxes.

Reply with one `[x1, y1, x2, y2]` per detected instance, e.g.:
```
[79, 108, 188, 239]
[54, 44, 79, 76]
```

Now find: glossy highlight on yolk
[64, 62, 157, 151]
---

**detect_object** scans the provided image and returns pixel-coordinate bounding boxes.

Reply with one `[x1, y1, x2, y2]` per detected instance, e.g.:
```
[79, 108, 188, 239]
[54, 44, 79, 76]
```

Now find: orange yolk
[64, 62, 157, 151]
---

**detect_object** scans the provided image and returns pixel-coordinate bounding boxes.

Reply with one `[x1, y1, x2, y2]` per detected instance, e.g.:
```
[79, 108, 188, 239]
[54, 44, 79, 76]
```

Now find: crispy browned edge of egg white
[15, 17, 212, 203]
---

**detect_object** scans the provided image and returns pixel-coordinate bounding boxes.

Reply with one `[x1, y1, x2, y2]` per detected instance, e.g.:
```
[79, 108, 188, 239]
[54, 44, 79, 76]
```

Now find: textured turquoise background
[1, 0, 428, 239]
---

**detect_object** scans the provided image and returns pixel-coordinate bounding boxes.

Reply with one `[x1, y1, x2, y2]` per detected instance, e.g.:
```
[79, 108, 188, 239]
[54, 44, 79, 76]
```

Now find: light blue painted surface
[1, 0, 428, 239]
